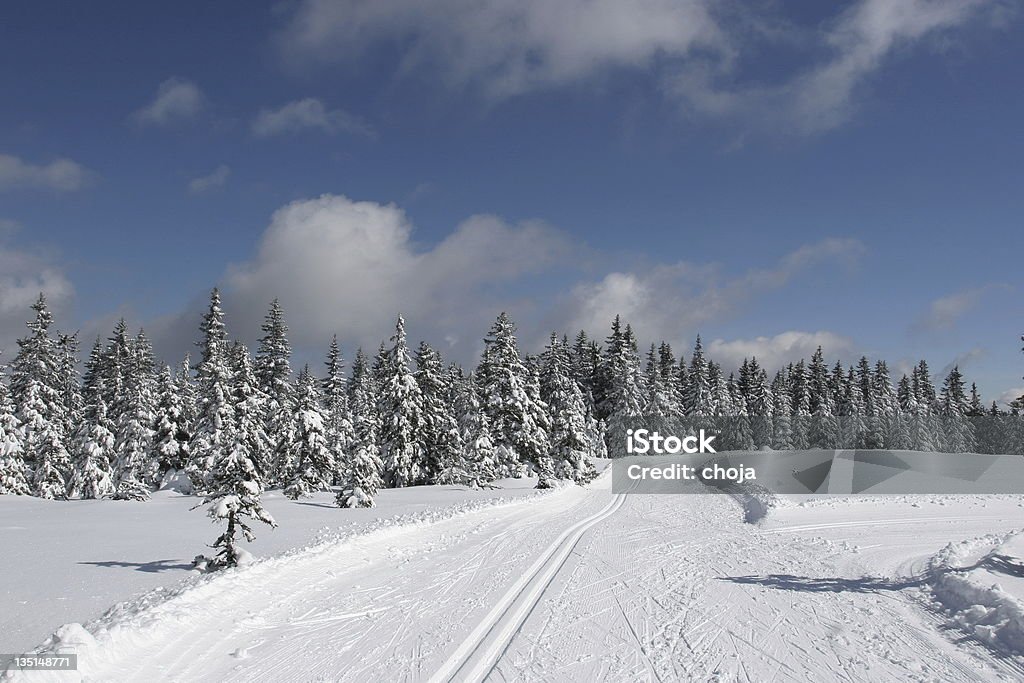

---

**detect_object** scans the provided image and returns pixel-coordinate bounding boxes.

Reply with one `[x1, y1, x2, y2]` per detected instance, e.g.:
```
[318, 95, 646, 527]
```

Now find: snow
[0, 474, 561, 656]
[5, 452, 1024, 681]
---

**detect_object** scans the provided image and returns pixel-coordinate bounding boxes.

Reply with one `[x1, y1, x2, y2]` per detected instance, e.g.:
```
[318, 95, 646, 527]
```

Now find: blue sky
[1, 0, 1022, 404]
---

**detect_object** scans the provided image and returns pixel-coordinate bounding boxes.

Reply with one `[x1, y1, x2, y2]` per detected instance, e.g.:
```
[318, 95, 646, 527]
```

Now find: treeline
[1, 291, 1022, 507]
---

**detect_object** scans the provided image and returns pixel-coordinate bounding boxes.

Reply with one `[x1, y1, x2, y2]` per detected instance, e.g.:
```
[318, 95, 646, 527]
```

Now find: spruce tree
[11, 294, 70, 499]
[112, 330, 157, 500]
[231, 343, 272, 480]
[770, 371, 794, 450]
[284, 366, 334, 499]
[415, 342, 464, 484]
[337, 348, 383, 507]
[256, 300, 294, 487]
[378, 316, 425, 487]
[478, 313, 550, 480]
[71, 341, 116, 499]
[152, 364, 191, 483]
[939, 366, 974, 453]
[540, 334, 597, 484]
[322, 336, 354, 485]
[188, 289, 236, 493]
[0, 356, 29, 495]
[200, 422, 276, 570]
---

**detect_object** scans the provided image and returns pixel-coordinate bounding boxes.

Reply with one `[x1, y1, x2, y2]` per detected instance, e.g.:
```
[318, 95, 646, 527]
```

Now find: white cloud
[252, 98, 373, 137]
[208, 194, 571, 360]
[555, 237, 864, 348]
[913, 285, 1002, 333]
[188, 165, 231, 195]
[997, 387, 1024, 409]
[707, 331, 859, 374]
[278, 0, 1000, 134]
[132, 78, 204, 126]
[0, 153, 92, 192]
[279, 0, 727, 98]
[0, 238, 74, 356]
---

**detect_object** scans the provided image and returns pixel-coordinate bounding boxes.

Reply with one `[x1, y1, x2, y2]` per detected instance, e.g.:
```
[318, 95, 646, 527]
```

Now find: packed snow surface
[5, 458, 1024, 681]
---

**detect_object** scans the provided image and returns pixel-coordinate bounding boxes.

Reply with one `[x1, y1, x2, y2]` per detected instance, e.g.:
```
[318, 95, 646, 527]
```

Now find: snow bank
[927, 531, 1024, 655]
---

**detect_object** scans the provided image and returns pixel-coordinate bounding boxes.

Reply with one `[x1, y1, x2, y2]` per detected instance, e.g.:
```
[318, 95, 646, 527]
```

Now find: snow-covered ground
[5, 453, 1024, 681]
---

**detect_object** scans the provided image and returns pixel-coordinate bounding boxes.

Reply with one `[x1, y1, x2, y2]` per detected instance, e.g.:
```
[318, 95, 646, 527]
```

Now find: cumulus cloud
[252, 98, 373, 137]
[144, 195, 864, 368]
[555, 238, 864, 349]
[0, 238, 74, 356]
[0, 153, 93, 192]
[707, 331, 859, 374]
[188, 164, 231, 195]
[278, 0, 1001, 134]
[132, 78, 204, 126]
[197, 194, 573, 361]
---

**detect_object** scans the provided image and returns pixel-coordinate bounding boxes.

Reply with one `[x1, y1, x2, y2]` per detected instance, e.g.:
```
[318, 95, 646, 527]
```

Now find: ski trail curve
[430, 491, 628, 683]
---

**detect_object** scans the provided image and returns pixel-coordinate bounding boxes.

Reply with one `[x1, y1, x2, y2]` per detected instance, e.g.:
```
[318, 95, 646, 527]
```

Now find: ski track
[19, 473, 1024, 682]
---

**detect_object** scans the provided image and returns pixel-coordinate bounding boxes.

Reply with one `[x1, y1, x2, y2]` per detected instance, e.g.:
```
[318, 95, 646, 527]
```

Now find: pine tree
[939, 365, 975, 453]
[189, 289, 236, 493]
[70, 341, 116, 499]
[872, 361, 897, 448]
[112, 330, 157, 500]
[684, 336, 712, 419]
[322, 336, 354, 485]
[540, 334, 597, 484]
[230, 343, 272, 481]
[337, 348, 383, 507]
[11, 295, 70, 499]
[0, 356, 29, 495]
[200, 424, 276, 570]
[598, 318, 644, 441]
[378, 316, 426, 488]
[770, 371, 794, 450]
[256, 300, 294, 487]
[152, 364, 191, 484]
[415, 342, 464, 484]
[456, 380, 499, 488]
[790, 361, 811, 450]
[283, 366, 334, 499]
[478, 313, 550, 481]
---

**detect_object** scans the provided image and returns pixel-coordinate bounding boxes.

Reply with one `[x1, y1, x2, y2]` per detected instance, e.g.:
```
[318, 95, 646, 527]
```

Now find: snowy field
[4, 453, 1024, 682]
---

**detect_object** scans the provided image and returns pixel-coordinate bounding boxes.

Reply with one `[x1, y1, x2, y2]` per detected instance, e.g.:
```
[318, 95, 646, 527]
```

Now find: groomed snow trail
[25, 474, 1024, 682]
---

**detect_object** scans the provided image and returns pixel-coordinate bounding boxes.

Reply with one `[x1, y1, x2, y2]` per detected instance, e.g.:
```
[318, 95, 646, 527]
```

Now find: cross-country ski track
[19, 470, 1024, 682]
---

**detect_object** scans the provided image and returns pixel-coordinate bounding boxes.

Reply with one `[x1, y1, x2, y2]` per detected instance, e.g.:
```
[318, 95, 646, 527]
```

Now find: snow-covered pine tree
[644, 343, 675, 417]
[844, 366, 868, 449]
[378, 316, 426, 488]
[283, 366, 334, 499]
[746, 360, 773, 448]
[478, 313, 550, 481]
[71, 340, 116, 499]
[152, 363, 191, 485]
[872, 361, 898, 449]
[455, 378, 499, 488]
[685, 335, 713, 427]
[230, 343, 272, 482]
[939, 365, 975, 453]
[56, 333, 82, 453]
[598, 317, 645, 443]
[856, 356, 884, 449]
[111, 330, 157, 500]
[790, 361, 811, 450]
[188, 289, 236, 493]
[322, 336, 354, 486]
[11, 294, 70, 499]
[770, 371, 794, 450]
[808, 347, 829, 416]
[415, 341, 465, 484]
[891, 374, 915, 450]
[808, 384, 840, 450]
[337, 348, 383, 508]
[255, 300, 294, 488]
[199, 420, 276, 570]
[570, 330, 602, 415]
[0, 355, 29, 495]
[540, 334, 597, 484]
